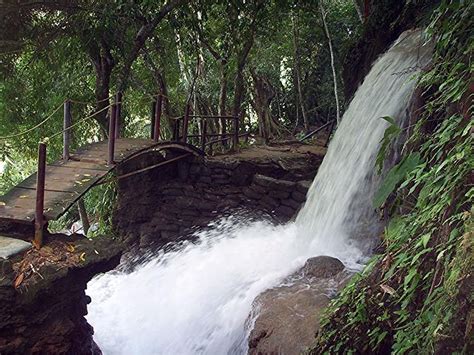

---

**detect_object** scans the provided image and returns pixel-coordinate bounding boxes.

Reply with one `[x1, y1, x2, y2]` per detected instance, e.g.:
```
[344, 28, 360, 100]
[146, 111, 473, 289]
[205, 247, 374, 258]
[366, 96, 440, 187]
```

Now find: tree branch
[118, 0, 186, 92]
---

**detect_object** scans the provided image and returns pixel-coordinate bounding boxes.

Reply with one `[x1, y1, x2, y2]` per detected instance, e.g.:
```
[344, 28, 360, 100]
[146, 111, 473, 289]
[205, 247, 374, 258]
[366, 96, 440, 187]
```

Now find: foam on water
[87, 29, 432, 354]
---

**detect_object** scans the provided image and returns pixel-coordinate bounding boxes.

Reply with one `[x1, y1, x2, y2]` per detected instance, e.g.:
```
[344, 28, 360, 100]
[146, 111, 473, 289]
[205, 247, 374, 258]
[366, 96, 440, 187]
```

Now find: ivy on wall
[311, 1, 473, 353]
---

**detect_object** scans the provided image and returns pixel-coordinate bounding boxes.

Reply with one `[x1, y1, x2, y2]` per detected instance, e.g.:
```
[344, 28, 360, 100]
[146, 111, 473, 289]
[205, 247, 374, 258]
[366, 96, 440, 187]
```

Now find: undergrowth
[311, 1, 473, 353]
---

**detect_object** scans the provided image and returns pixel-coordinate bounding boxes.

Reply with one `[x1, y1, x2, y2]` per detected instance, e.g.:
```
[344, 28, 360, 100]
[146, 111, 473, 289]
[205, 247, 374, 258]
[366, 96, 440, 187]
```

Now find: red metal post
[200, 118, 207, 152]
[34, 142, 47, 249]
[108, 103, 117, 165]
[364, 0, 370, 21]
[114, 92, 122, 139]
[182, 103, 190, 143]
[154, 94, 163, 142]
[63, 100, 71, 161]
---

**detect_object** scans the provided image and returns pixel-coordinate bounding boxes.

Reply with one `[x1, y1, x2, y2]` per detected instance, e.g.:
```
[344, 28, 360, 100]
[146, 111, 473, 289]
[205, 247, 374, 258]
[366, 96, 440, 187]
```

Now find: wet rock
[243, 187, 262, 200]
[248, 256, 349, 355]
[291, 190, 307, 203]
[302, 256, 345, 278]
[296, 180, 312, 193]
[249, 183, 267, 194]
[254, 174, 296, 191]
[271, 190, 290, 200]
[199, 176, 212, 184]
[275, 205, 295, 219]
[260, 195, 280, 209]
[281, 198, 301, 210]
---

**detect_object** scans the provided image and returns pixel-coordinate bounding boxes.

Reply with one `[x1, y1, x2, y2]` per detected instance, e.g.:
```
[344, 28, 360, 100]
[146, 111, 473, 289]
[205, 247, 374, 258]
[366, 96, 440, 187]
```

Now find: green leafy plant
[312, 1, 473, 353]
[375, 116, 402, 173]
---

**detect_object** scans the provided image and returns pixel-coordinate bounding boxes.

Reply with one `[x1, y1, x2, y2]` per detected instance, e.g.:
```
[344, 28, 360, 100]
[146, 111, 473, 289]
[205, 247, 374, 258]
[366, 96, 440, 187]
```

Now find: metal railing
[25, 92, 248, 248]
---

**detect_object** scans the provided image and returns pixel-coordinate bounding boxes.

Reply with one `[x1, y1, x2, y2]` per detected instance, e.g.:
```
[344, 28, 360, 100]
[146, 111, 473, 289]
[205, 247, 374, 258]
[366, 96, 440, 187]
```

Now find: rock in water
[248, 256, 348, 355]
[302, 255, 345, 278]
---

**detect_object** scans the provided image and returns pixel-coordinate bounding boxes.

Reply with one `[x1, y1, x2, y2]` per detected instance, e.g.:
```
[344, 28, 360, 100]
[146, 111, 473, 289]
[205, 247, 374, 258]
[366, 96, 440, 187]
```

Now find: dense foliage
[0, 0, 362, 233]
[313, 1, 473, 353]
[0, 0, 361, 196]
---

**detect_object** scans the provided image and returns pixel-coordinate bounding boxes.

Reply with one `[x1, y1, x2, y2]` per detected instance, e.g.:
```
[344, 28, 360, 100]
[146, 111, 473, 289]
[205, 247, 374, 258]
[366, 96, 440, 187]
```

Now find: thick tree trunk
[232, 32, 254, 121]
[251, 68, 279, 141]
[88, 41, 115, 135]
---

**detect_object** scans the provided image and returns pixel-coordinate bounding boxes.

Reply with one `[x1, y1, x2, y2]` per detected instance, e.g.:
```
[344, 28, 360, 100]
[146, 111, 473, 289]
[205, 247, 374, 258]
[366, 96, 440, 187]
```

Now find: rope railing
[13, 90, 246, 248]
[69, 95, 114, 105]
[0, 101, 65, 140]
[31, 95, 123, 248]
[46, 103, 113, 141]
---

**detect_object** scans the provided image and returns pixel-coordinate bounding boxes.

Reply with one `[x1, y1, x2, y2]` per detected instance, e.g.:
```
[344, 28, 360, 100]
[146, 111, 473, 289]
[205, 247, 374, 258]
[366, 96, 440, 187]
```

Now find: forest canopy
[0, 0, 364, 193]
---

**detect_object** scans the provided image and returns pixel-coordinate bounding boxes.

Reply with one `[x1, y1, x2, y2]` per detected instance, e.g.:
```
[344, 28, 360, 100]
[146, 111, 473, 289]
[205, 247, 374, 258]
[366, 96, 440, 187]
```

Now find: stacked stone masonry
[114, 154, 319, 250]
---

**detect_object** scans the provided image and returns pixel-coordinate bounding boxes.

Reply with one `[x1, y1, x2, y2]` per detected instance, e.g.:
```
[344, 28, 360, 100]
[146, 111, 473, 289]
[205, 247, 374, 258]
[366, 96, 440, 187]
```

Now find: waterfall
[87, 29, 432, 355]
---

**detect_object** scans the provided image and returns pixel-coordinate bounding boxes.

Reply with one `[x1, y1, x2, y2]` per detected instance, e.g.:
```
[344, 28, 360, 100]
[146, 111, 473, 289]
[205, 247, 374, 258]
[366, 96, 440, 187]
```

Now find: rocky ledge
[248, 256, 351, 355]
[0, 233, 122, 354]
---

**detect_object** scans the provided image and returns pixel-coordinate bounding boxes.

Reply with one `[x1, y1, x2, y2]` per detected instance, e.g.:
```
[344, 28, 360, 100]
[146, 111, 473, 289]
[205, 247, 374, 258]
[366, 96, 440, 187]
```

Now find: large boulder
[248, 256, 349, 355]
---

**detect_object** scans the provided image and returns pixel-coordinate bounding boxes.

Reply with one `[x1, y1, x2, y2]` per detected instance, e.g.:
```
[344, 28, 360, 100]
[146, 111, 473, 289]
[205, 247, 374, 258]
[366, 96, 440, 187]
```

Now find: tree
[319, 0, 341, 125]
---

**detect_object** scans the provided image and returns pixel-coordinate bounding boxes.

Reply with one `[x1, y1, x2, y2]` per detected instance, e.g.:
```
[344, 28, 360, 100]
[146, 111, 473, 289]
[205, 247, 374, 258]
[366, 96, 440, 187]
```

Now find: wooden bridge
[0, 93, 244, 248]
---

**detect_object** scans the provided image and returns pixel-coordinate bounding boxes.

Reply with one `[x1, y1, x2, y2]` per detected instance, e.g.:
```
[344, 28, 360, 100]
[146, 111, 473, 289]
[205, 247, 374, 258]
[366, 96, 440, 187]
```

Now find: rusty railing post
[233, 115, 239, 149]
[154, 94, 163, 142]
[182, 104, 190, 143]
[200, 118, 207, 152]
[63, 99, 71, 161]
[34, 142, 47, 249]
[108, 100, 117, 165]
[114, 92, 122, 139]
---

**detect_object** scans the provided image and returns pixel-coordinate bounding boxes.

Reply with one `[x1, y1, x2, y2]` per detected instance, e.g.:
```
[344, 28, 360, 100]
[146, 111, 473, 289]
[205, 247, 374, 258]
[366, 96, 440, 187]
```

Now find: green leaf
[373, 153, 422, 208]
[421, 233, 431, 248]
[375, 116, 402, 173]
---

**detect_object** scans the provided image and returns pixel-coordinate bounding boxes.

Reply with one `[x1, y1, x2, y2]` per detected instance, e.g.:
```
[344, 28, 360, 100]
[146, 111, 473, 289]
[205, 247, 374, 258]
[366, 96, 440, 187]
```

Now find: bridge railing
[33, 96, 118, 247]
[171, 112, 243, 152]
[31, 92, 249, 247]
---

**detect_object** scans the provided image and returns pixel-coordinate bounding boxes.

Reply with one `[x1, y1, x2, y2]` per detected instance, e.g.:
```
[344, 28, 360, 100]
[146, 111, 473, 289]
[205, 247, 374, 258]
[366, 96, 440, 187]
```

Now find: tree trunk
[320, 1, 341, 125]
[117, 0, 184, 93]
[251, 68, 279, 141]
[353, 0, 364, 23]
[232, 32, 254, 122]
[88, 41, 115, 135]
[292, 11, 309, 132]
[218, 59, 228, 143]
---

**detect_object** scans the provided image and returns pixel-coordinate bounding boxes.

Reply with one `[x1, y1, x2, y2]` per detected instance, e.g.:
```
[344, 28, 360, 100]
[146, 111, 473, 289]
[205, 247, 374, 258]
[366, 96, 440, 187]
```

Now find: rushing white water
[87, 29, 432, 355]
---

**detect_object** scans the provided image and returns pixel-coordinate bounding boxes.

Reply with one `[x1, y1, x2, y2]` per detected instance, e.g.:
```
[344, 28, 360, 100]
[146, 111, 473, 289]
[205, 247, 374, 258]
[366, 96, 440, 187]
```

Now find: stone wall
[113, 152, 320, 251]
[0, 234, 121, 354]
